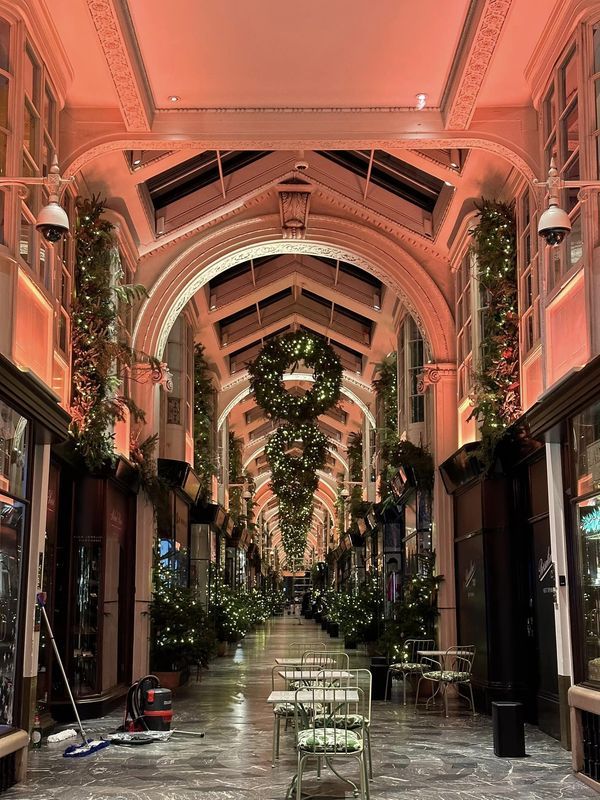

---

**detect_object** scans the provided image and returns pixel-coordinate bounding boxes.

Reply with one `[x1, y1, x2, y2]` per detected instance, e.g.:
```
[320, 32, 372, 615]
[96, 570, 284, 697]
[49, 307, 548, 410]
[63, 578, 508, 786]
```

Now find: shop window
[542, 40, 583, 293]
[407, 318, 424, 424]
[456, 250, 474, 401]
[517, 188, 540, 353]
[572, 400, 600, 683]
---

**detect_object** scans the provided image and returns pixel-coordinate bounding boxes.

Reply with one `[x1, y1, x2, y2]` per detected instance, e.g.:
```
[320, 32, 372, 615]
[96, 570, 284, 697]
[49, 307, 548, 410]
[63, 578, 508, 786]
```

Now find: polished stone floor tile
[4, 615, 593, 799]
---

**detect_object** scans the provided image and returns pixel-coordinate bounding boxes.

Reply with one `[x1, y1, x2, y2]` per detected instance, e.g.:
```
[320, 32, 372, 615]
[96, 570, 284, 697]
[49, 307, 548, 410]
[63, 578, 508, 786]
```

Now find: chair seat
[390, 662, 424, 672]
[423, 670, 471, 683]
[297, 727, 362, 753]
[274, 702, 296, 716]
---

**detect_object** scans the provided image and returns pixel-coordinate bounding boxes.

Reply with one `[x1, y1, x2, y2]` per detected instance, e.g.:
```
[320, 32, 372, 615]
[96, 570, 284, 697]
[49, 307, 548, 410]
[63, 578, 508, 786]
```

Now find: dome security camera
[538, 201, 571, 247]
[294, 160, 309, 172]
[36, 200, 69, 243]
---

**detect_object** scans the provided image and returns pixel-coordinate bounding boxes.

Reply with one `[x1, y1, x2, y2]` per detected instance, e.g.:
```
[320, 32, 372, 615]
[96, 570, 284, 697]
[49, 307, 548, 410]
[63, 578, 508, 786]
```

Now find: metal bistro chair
[317, 667, 373, 780]
[294, 685, 369, 800]
[288, 641, 327, 659]
[292, 651, 350, 690]
[271, 664, 296, 767]
[385, 639, 435, 704]
[415, 645, 476, 717]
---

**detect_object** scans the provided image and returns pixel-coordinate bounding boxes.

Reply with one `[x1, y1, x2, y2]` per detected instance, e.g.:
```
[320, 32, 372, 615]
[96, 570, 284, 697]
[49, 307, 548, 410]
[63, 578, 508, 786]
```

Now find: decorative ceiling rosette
[248, 331, 342, 422]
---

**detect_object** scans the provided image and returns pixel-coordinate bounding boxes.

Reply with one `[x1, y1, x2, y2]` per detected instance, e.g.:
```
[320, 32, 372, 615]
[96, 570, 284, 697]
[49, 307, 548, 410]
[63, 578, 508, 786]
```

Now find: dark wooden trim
[0, 353, 70, 441]
[526, 354, 600, 438]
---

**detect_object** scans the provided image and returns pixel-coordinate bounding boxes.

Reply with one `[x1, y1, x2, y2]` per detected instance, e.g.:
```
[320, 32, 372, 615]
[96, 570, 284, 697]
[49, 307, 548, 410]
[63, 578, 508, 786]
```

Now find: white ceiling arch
[218, 373, 375, 432]
[243, 442, 349, 475]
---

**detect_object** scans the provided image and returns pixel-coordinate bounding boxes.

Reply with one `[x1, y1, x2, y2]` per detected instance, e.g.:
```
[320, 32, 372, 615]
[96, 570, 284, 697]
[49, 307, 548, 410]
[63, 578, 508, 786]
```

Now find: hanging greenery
[70, 195, 149, 473]
[249, 331, 342, 563]
[373, 352, 399, 500]
[193, 343, 218, 500]
[248, 330, 342, 422]
[468, 199, 520, 467]
[386, 439, 435, 491]
[347, 431, 363, 482]
[228, 431, 246, 524]
[266, 423, 328, 485]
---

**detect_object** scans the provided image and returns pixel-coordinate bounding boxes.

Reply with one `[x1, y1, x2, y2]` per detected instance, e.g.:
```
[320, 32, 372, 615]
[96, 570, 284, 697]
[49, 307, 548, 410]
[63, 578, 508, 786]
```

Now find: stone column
[420, 363, 458, 649]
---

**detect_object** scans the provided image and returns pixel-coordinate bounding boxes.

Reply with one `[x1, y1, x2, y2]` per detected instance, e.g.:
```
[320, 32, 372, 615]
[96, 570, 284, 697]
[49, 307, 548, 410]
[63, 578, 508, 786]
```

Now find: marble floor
[6, 614, 594, 800]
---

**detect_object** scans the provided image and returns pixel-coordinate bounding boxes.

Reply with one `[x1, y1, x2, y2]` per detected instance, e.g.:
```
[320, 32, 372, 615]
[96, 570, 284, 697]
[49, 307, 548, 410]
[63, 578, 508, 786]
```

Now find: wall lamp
[0, 155, 74, 242]
[535, 157, 600, 246]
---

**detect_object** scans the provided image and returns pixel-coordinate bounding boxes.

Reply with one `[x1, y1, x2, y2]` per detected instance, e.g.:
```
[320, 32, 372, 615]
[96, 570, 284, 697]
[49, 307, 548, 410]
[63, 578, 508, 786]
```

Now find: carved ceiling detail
[446, 0, 513, 130]
[87, 0, 150, 131]
[277, 183, 313, 239]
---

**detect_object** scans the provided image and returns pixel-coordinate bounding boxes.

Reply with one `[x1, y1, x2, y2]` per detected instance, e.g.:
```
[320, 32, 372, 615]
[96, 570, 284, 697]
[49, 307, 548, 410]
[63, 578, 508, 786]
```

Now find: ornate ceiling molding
[87, 0, 151, 131]
[445, 0, 514, 130]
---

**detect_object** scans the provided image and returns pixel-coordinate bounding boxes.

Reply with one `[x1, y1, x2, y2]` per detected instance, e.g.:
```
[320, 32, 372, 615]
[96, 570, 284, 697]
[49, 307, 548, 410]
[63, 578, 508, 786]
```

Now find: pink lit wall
[546, 272, 589, 388]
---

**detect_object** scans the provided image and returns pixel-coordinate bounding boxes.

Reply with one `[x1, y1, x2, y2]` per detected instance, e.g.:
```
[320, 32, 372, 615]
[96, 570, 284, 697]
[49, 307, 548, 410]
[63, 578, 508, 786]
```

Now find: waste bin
[492, 701, 525, 757]
[370, 657, 390, 700]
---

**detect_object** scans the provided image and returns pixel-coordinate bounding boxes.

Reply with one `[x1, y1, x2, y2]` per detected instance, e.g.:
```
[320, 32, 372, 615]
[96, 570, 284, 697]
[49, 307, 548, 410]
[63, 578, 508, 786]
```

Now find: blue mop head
[63, 739, 110, 758]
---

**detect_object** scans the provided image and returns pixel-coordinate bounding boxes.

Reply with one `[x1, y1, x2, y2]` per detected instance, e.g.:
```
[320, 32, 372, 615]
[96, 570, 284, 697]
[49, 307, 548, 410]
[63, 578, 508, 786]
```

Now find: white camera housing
[538, 203, 571, 246]
[36, 201, 69, 242]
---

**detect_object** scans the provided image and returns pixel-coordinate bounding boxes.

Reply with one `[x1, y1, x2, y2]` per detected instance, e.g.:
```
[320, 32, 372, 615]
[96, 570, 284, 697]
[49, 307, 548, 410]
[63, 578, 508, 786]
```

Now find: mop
[36, 593, 110, 758]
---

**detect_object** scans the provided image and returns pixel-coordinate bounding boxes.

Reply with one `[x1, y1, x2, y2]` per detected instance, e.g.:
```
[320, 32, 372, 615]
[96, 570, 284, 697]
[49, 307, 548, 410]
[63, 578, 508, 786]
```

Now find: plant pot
[320, 618, 328, 631]
[369, 657, 391, 700]
[216, 641, 227, 657]
[313, 612, 322, 623]
[344, 638, 357, 650]
[153, 670, 182, 690]
[365, 640, 379, 657]
[327, 622, 339, 638]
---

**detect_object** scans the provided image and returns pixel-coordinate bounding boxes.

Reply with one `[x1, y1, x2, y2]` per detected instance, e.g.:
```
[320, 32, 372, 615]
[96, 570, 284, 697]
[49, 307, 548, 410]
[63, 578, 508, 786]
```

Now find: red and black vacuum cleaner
[105, 675, 204, 746]
[124, 675, 173, 732]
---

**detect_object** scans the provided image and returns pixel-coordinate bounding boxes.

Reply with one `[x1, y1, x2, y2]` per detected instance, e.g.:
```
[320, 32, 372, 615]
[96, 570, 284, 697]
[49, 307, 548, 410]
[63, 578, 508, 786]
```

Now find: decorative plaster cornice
[87, 0, 151, 131]
[445, 0, 514, 130]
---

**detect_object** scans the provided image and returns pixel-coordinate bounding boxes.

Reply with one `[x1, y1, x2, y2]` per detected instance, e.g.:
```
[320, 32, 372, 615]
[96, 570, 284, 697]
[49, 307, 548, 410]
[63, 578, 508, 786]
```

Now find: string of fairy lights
[249, 332, 342, 563]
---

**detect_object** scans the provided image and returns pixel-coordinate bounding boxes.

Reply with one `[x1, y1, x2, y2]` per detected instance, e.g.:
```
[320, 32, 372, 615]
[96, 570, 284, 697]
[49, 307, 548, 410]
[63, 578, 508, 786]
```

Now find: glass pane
[545, 137, 557, 172]
[544, 85, 556, 138]
[0, 130, 5, 178]
[562, 102, 579, 162]
[19, 214, 33, 267]
[568, 213, 583, 269]
[39, 242, 51, 291]
[0, 191, 4, 245]
[595, 25, 600, 73]
[0, 401, 28, 499]
[23, 102, 39, 162]
[0, 19, 10, 72]
[23, 46, 39, 106]
[0, 74, 8, 130]
[0, 494, 25, 727]
[73, 534, 100, 696]
[576, 496, 600, 683]
[58, 312, 68, 352]
[43, 86, 56, 142]
[562, 49, 577, 107]
[522, 191, 529, 228]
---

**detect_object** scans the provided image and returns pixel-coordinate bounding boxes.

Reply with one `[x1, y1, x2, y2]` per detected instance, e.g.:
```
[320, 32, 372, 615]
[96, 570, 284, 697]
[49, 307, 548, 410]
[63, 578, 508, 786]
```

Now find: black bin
[492, 701, 525, 757]
[370, 657, 390, 701]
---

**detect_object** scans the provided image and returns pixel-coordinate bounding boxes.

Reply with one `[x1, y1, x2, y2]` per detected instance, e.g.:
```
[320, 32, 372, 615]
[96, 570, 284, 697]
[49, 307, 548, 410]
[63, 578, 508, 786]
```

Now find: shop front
[0, 354, 70, 785]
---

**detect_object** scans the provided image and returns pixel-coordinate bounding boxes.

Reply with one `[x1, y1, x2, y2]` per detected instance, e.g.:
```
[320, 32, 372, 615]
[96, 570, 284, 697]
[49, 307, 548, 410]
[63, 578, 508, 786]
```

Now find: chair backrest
[294, 685, 365, 751]
[302, 651, 350, 669]
[344, 668, 372, 723]
[401, 638, 436, 663]
[445, 645, 476, 674]
[289, 641, 327, 658]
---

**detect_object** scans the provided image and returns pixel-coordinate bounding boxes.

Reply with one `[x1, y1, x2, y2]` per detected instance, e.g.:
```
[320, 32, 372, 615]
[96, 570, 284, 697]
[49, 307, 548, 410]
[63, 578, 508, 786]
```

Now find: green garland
[70, 195, 148, 473]
[248, 331, 342, 422]
[347, 431, 363, 481]
[373, 352, 399, 500]
[249, 331, 342, 563]
[469, 199, 520, 466]
[266, 423, 328, 484]
[193, 344, 218, 500]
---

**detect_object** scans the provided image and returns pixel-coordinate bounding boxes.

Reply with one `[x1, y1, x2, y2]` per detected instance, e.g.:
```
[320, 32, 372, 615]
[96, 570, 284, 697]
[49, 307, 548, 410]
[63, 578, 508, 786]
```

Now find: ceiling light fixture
[415, 93, 427, 110]
[444, 180, 454, 187]
[168, 95, 180, 102]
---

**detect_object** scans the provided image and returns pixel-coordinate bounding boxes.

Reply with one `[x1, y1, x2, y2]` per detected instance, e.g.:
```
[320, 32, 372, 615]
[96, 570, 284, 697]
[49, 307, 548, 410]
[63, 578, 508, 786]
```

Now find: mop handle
[36, 593, 88, 746]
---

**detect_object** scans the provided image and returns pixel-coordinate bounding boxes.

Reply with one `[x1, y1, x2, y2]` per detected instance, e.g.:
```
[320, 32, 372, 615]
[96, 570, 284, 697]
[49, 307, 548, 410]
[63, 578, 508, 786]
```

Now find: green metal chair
[415, 645, 476, 717]
[385, 638, 435, 704]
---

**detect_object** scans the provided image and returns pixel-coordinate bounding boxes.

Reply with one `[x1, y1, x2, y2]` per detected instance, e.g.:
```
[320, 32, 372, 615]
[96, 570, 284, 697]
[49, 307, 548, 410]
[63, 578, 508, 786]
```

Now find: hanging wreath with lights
[248, 331, 342, 422]
[266, 422, 328, 484]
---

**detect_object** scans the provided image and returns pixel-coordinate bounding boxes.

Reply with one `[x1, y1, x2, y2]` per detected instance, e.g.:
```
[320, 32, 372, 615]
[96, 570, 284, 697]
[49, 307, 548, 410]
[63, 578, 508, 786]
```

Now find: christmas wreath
[266, 423, 328, 484]
[248, 331, 342, 421]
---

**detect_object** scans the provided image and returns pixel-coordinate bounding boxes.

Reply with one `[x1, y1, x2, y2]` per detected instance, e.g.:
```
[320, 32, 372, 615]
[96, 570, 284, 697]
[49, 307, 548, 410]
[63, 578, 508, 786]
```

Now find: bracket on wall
[277, 182, 313, 239]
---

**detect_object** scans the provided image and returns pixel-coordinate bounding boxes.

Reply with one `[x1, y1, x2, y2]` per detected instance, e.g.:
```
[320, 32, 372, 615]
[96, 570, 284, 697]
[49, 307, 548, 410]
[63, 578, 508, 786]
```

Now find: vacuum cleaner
[104, 676, 205, 746]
